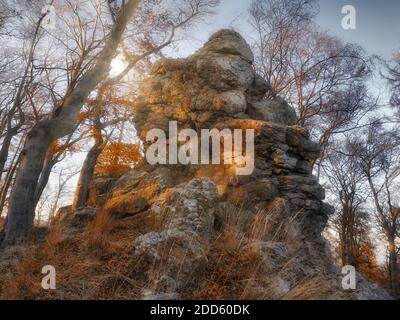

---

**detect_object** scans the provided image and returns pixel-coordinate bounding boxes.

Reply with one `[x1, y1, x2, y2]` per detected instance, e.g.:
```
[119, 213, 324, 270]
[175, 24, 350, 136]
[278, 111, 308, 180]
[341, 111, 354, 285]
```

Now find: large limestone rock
[82, 30, 390, 300]
[133, 29, 329, 234]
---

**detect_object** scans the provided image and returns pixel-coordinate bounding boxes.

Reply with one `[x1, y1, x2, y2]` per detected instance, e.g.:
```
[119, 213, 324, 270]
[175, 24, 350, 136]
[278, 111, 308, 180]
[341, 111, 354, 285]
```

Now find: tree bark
[1, 0, 140, 247]
[72, 141, 103, 210]
[33, 151, 57, 209]
[388, 237, 399, 295]
[2, 123, 51, 245]
[0, 130, 15, 181]
[0, 139, 23, 215]
[73, 86, 106, 210]
[0, 114, 24, 182]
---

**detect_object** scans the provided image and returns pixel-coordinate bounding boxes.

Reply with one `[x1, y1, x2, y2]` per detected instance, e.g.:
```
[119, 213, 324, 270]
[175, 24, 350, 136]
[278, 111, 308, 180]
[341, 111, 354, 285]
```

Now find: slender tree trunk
[1, 0, 140, 247]
[0, 139, 23, 215]
[33, 151, 57, 208]
[73, 85, 106, 210]
[72, 140, 103, 210]
[0, 129, 15, 181]
[388, 237, 399, 295]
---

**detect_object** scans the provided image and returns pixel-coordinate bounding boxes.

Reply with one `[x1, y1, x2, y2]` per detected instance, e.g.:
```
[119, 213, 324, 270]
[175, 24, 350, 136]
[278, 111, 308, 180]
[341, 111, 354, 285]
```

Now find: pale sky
[317, 0, 400, 59]
[172, 0, 400, 60]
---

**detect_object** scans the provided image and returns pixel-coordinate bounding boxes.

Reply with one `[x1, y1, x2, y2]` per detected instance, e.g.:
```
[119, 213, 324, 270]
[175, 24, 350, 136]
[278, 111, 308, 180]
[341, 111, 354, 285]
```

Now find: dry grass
[0, 207, 161, 300]
[282, 276, 354, 300]
[188, 197, 351, 300]
[190, 200, 291, 300]
[0, 196, 350, 300]
[190, 227, 266, 300]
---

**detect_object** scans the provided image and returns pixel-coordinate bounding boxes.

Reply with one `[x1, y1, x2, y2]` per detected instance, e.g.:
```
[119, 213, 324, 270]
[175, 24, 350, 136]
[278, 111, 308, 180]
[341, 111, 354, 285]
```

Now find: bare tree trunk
[2, 124, 52, 244]
[33, 150, 58, 209]
[0, 139, 23, 215]
[72, 139, 103, 210]
[73, 86, 106, 210]
[0, 129, 15, 181]
[388, 237, 399, 295]
[1, 0, 139, 247]
[0, 113, 24, 182]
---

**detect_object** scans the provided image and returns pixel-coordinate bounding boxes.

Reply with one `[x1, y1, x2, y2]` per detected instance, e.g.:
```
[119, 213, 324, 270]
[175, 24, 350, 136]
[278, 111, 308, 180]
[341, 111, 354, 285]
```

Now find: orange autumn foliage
[356, 243, 388, 286]
[95, 143, 142, 175]
[48, 140, 79, 158]
[77, 111, 91, 124]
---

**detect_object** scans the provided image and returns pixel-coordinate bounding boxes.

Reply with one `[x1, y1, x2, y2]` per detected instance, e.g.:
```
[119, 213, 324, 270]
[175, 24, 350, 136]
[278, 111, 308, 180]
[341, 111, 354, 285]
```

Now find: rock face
[84, 30, 390, 300]
[133, 28, 329, 237]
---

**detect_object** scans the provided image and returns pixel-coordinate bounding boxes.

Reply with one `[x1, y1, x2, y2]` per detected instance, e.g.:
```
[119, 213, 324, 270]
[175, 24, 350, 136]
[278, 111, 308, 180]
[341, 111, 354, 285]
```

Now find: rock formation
[56, 30, 391, 300]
